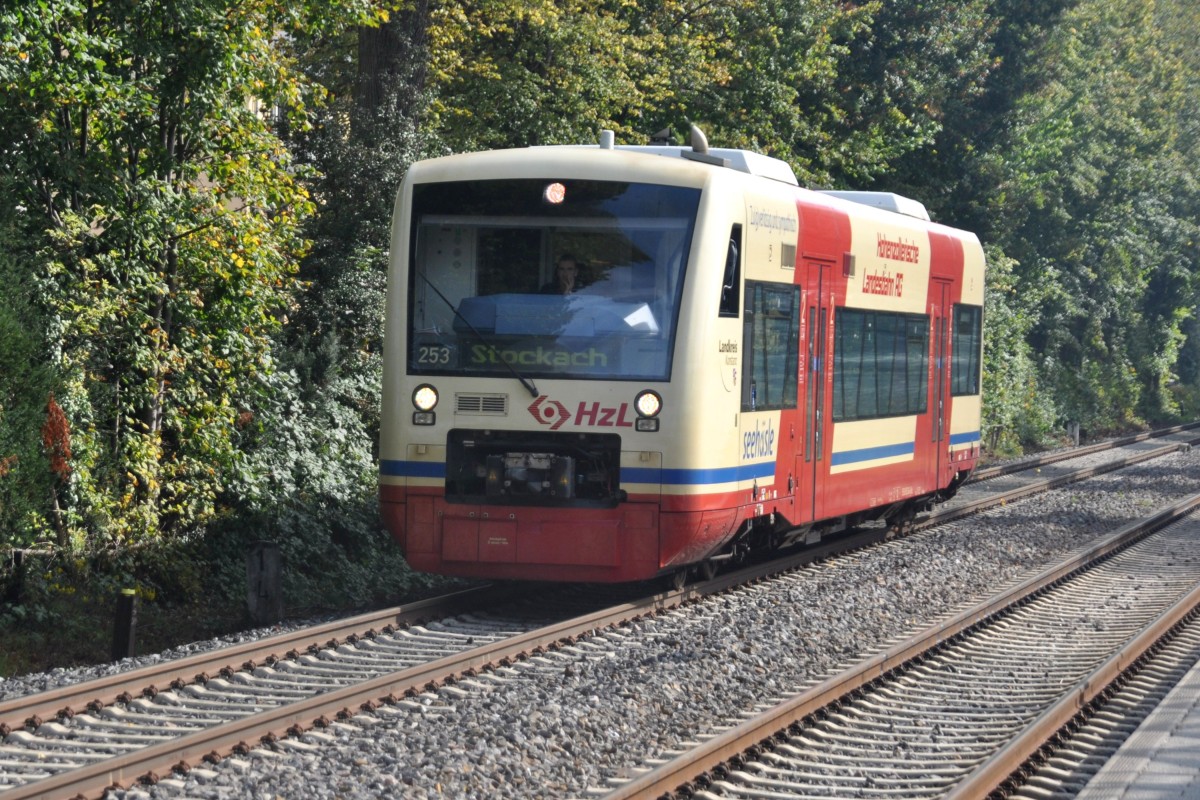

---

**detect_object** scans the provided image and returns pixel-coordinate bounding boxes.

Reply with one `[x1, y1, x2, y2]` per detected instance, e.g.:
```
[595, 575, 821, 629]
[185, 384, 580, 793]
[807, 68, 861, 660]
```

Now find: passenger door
[931, 280, 952, 485]
[798, 260, 833, 523]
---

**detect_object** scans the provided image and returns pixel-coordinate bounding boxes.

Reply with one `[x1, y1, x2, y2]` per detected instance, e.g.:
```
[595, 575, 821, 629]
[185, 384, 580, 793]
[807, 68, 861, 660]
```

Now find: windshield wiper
[416, 272, 540, 398]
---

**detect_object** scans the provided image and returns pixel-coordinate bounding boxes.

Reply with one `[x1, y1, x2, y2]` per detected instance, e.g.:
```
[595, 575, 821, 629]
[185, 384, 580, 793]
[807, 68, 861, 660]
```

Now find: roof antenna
[681, 123, 728, 168]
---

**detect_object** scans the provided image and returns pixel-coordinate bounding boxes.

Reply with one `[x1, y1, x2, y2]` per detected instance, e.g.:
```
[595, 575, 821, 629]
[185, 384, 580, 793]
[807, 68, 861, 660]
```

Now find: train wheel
[697, 560, 718, 581]
[668, 569, 688, 590]
[886, 508, 916, 540]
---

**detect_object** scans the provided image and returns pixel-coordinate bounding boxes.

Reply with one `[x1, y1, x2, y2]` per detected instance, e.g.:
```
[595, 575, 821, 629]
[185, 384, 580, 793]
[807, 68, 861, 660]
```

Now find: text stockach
[470, 344, 609, 368]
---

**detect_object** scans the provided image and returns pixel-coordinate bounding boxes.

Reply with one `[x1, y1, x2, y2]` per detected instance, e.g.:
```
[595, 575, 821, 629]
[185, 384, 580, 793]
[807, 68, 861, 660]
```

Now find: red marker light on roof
[543, 182, 566, 204]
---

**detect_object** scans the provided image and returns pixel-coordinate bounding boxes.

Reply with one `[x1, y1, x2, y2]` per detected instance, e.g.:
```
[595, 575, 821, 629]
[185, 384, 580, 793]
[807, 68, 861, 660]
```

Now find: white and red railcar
[379, 130, 984, 583]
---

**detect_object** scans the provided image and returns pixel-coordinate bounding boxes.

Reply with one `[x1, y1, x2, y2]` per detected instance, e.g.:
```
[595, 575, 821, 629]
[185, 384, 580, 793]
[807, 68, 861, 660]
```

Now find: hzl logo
[528, 396, 572, 430]
[528, 395, 635, 430]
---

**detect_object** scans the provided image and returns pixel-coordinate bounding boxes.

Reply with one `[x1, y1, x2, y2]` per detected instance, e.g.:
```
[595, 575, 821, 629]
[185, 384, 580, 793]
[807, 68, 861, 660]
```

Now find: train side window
[719, 225, 742, 317]
[741, 280, 801, 411]
[952, 304, 983, 396]
[833, 309, 929, 421]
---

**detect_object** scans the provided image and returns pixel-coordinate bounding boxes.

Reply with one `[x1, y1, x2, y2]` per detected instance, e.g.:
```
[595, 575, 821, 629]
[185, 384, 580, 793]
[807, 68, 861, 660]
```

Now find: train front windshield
[407, 179, 700, 382]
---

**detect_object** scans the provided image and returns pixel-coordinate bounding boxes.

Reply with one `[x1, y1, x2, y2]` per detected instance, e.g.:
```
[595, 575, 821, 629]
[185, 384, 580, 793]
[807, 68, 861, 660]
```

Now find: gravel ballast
[7, 449, 1200, 799]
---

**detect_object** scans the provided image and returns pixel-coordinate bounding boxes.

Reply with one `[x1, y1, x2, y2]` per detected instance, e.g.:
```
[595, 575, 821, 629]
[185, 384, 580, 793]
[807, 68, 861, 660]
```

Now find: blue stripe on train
[381, 436, 979, 485]
[380, 460, 445, 478]
[379, 460, 777, 486]
[828, 429, 981, 467]
[829, 441, 914, 467]
[623, 461, 777, 485]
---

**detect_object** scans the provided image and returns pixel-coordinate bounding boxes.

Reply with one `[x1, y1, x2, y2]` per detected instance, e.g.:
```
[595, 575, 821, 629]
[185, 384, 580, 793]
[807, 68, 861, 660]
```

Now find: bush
[0, 497, 458, 677]
[204, 493, 453, 620]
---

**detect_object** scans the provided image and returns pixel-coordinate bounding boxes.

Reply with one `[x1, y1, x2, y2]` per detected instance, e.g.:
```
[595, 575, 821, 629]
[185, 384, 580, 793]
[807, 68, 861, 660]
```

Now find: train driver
[541, 254, 580, 294]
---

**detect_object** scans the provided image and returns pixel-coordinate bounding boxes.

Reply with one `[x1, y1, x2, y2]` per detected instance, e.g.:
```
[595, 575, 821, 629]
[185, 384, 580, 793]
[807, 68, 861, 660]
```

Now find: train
[379, 127, 985, 584]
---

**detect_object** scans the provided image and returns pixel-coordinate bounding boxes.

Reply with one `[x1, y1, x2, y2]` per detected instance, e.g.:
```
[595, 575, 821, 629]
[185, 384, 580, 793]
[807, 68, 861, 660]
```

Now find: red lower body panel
[380, 485, 739, 582]
[380, 449, 975, 583]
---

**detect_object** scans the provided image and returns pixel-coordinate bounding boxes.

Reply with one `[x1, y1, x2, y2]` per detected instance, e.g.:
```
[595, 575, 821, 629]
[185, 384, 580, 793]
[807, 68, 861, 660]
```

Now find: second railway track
[604, 493, 1200, 799]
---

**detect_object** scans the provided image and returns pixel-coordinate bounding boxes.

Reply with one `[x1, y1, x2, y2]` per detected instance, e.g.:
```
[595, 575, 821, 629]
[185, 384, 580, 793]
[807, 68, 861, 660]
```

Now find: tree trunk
[355, 0, 430, 130]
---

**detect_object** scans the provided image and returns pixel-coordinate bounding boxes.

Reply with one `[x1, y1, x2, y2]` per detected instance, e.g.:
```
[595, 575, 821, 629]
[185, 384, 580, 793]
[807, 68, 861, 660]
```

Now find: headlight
[412, 384, 439, 411]
[635, 390, 662, 418]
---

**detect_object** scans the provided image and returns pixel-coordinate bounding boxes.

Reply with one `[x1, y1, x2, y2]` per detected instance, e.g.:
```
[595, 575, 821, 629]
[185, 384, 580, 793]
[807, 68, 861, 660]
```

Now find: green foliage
[664, 0, 876, 182]
[426, 0, 711, 149]
[4, 0, 1200, 666]
[0, 212, 58, 545]
[980, 247, 1058, 454]
[816, 0, 998, 187]
[283, 16, 430, 405]
[420, 0, 1000, 186]
[974, 0, 1199, 436]
[0, 0, 381, 546]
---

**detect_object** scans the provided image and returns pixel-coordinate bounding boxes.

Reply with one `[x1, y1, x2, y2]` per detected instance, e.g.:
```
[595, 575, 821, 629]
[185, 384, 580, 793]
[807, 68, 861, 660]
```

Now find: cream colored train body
[380, 134, 984, 582]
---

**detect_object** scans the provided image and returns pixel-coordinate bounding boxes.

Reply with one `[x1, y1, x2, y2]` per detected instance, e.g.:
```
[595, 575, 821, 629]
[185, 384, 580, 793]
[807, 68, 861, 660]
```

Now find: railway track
[967, 421, 1200, 483]
[1, 428, 1198, 799]
[600, 494, 1200, 799]
[935, 424, 1199, 526]
[1010, 614, 1200, 798]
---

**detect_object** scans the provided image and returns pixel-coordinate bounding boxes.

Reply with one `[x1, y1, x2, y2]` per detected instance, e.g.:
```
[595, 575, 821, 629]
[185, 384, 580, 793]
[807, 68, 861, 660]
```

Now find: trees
[2, 0, 1198, 556]
[422, 0, 730, 150]
[0, 209, 58, 541]
[417, 0, 999, 187]
[0, 0, 379, 547]
[973, 0, 1199, 433]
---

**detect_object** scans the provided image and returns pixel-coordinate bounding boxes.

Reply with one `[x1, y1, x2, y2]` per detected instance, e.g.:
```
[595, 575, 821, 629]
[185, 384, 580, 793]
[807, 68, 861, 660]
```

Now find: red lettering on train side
[576, 402, 600, 426]
[615, 403, 633, 427]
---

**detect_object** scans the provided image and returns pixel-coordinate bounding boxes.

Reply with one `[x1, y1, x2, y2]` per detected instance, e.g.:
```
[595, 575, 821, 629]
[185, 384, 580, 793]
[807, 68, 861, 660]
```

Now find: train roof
[544, 126, 802, 187]
[434, 127, 933, 225]
[816, 191, 931, 221]
[558, 128, 931, 222]
[606, 145, 802, 187]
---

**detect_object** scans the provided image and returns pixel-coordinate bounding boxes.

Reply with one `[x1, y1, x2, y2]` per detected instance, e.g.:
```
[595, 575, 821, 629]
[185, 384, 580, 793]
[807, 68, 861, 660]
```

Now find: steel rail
[0, 520, 899, 740]
[600, 492, 1200, 800]
[0, 583, 511, 734]
[945, 581, 1200, 799]
[1, 588, 672, 800]
[4, 433, 1196, 798]
[926, 437, 1198, 528]
[6, 424, 1192, 739]
[969, 421, 1200, 482]
[0, 541, 872, 800]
